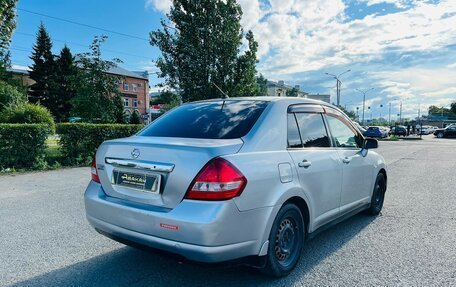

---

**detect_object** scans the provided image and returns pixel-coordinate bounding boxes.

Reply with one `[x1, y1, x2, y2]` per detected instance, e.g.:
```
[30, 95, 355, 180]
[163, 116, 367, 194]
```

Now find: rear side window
[139, 100, 268, 139]
[287, 114, 302, 148]
[287, 113, 330, 148]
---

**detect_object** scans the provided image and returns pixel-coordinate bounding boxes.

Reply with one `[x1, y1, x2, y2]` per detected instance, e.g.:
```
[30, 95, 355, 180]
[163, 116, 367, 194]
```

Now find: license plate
[112, 170, 160, 193]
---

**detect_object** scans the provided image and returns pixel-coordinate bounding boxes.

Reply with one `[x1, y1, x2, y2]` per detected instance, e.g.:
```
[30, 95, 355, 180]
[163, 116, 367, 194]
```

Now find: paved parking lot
[1, 136, 455, 287]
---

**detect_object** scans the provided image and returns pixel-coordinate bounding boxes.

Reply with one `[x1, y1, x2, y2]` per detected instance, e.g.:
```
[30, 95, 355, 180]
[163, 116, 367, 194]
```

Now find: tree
[256, 74, 268, 96]
[151, 90, 181, 112]
[338, 106, 357, 121]
[150, 0, 260, 102]
[428, 105, 455, 117]
[53, 45, 77, 121]
[231, 30, 259, 97]
[129, 110, 141, 124]
[0, 0, 18, 72]
[0, 0, 18, 82]
[29, 23, 57, 107]
[286, 87, 299, 97]
[451, 102, 456, 115]
[0, 80, 26, 112]
[72, 36, 123, 123]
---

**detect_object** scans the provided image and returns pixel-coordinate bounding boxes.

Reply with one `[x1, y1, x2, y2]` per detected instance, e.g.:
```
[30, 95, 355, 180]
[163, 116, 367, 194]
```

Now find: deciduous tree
[72, 36, 123, 123]
[0, 0, 19, 79]
[150, 0, 260, 102]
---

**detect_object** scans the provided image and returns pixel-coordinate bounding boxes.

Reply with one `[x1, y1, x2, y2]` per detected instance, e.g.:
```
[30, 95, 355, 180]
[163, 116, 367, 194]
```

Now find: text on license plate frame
[112, 170, 161, 193]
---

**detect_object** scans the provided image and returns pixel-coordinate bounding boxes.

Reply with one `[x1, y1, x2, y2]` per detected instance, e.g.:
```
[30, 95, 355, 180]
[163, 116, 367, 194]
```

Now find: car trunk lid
[95, 136, 243, 209]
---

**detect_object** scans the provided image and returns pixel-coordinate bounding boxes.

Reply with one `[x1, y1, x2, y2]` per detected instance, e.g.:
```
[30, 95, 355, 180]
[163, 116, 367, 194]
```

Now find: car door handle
[342, 157, 351, 164]
[298, 160, 312, 168]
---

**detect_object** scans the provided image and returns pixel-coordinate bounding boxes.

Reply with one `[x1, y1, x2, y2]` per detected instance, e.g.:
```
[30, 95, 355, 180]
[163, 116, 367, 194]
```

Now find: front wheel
[367, 173, 386, 215]
[437, 132, 444, 138]
[259, 203, 305, 277]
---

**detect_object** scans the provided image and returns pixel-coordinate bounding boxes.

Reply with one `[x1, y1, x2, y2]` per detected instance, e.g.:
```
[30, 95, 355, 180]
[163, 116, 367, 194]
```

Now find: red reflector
[91, 156, 100, 183]
[160, 223, 179, 230]
[185, 157, 247, 201]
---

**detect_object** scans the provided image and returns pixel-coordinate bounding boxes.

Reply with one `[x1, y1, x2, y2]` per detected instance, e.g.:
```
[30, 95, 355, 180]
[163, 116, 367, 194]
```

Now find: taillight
[91, 155, 100, 183]
[185, 157, 247, 201]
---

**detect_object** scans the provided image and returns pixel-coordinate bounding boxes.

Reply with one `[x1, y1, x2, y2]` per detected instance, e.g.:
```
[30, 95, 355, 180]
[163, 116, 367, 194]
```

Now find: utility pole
[399, 102, 403, 124]
[355, 87, 374, 125]
[325, 69, 351, 106]
[388, 103, 392, 126]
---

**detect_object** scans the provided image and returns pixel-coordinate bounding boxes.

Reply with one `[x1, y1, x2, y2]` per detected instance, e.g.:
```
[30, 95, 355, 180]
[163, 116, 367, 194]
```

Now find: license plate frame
[112, 170, 161, 193]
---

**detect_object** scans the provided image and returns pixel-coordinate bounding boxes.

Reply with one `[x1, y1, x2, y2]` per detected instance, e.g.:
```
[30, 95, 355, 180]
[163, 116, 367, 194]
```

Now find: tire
[259, 203, 305, 277]
[437, 132, 444, 138]
[367, 173, 386, 215]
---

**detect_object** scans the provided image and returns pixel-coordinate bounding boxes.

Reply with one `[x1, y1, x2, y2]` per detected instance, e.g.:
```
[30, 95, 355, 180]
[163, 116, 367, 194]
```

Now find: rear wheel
[367, 173, 386, 215]
[259, 203, 304, 277]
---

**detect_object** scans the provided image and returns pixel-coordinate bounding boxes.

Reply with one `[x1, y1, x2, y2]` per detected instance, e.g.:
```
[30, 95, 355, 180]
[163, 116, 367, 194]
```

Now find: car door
[446, 126, 456, 137]
[323, 109, 374, 214]
[286, 105, 343, 229]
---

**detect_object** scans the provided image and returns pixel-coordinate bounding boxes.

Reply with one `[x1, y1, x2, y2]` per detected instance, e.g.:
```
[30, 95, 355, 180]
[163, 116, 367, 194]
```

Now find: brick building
[8, 65, 150, 122]
[108, 67, 149, 122]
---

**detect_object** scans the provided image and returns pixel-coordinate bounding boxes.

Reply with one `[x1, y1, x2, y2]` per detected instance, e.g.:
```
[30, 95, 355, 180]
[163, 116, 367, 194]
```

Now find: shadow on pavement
[11, 213, 376, 287]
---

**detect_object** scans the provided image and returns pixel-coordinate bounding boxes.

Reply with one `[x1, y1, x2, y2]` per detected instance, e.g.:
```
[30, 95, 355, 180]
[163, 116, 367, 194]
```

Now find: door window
[325, 115, 361, 148]
[288, 113, 330, 148]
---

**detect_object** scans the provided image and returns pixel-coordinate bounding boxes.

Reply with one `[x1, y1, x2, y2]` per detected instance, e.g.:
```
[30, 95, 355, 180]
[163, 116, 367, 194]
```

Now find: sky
[9, 0, 456, 120]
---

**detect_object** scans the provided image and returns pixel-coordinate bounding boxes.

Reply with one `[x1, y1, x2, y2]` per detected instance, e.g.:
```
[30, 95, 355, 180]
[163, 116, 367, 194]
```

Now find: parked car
[85, 98, 387, 277]
[364, 126, 388, 138]
[68, 116, 82, 123]
[390, 126, 407, 136]
[434, 125, 456, 138]
[353, 122, 367, 134]
[417, 125, 432, 135]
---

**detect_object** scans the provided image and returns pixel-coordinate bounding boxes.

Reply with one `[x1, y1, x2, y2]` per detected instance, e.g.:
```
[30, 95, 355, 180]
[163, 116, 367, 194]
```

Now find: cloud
[145, 0, 171, 14]
[145, 0, 456, 117]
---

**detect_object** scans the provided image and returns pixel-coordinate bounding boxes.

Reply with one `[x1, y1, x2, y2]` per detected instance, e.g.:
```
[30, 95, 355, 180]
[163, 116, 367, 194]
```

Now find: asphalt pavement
[1, 135, 455, 287]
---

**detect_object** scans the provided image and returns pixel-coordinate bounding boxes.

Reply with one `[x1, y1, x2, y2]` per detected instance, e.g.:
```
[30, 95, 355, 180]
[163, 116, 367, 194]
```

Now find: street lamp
[379, 104, 384, 124]
[325, 69, 351, 106]
[355, 87, 374, 125]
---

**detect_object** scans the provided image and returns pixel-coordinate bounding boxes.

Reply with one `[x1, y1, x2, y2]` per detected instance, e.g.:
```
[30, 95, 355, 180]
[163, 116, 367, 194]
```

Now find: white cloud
[145, 0, 456, 113]
[145, 0, 171, 14]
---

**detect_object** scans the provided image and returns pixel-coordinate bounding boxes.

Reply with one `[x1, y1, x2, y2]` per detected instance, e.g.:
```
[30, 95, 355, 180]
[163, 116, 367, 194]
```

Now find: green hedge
[0, 124, 49, 169]
[56, 123, 144, 165]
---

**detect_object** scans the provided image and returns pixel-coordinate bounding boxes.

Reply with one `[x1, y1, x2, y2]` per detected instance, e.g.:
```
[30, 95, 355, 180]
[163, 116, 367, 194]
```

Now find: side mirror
[364, 138, 378, 149]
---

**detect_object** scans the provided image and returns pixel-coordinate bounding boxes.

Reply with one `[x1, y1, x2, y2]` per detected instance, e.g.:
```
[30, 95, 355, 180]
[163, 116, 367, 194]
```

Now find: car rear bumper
[84, 181, 272, 262]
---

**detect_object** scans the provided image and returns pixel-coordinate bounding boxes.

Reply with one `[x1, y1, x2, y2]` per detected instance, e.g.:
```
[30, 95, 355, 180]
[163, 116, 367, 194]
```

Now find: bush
[0, 80, 26, 111]
[57, 123, 144, 165]
[0, 103, 55, 133]
[0, 124, 49, 169]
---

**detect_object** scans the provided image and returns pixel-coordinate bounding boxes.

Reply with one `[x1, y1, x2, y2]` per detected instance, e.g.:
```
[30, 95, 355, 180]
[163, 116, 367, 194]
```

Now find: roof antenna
[212, 82, 229, 99]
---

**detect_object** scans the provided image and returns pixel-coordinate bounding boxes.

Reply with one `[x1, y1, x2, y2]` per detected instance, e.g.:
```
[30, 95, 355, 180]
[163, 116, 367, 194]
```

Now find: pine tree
[54, 45, 77, 121]
[29, 23, 57, 107]
[150, 0, 260, 102]
[129, 111, 141, 124]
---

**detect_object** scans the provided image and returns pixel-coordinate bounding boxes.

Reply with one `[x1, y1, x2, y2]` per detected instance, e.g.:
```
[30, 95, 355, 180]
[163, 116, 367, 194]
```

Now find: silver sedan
[85, 97, 387, 277]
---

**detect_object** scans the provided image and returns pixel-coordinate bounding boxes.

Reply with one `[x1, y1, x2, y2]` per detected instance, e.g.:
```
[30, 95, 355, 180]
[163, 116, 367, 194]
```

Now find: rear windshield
[139, 100, 269, 139]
